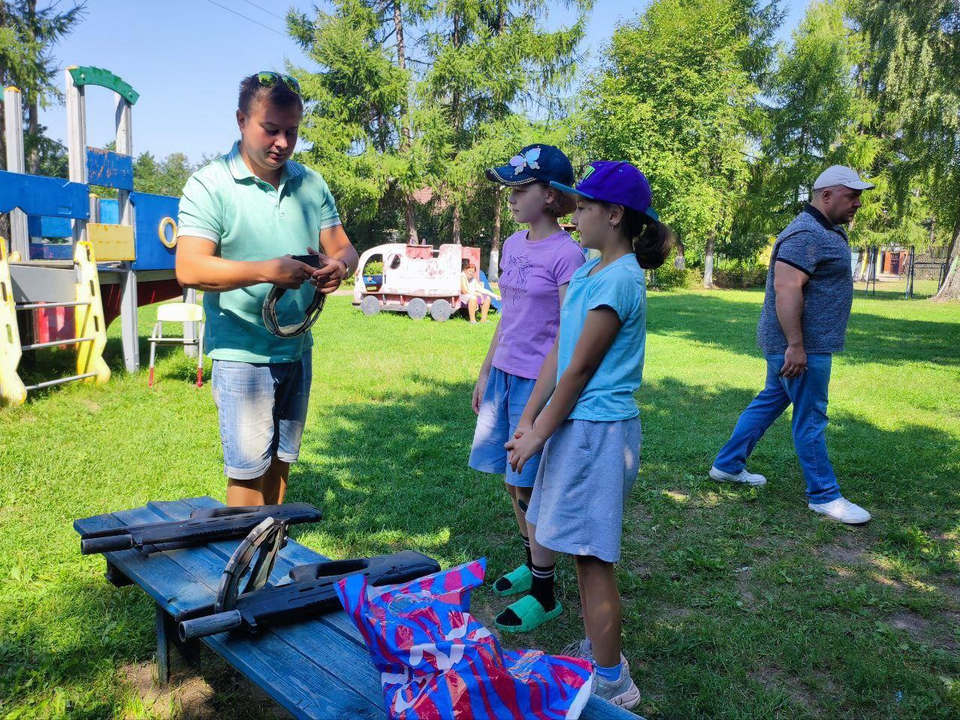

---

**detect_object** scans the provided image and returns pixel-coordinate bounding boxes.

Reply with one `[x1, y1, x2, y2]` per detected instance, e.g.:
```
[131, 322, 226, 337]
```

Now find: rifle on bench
[77, 503, 323, 555]
[178, 517, 440, 640]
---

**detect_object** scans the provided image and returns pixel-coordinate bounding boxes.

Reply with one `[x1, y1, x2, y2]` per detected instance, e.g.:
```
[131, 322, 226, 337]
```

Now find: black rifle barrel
[177, 551, 440, 640]
[81, 534, 136, 554]
[78, 503, 322, 555]
[179, 610, 243, 641]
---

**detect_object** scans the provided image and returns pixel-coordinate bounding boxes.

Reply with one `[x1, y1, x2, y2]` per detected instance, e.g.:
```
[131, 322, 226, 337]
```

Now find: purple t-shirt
[492, 230, 586, 379]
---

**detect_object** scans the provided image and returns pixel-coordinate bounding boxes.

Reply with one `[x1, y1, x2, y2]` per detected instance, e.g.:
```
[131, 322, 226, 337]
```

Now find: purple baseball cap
[551, 161, 659, 220]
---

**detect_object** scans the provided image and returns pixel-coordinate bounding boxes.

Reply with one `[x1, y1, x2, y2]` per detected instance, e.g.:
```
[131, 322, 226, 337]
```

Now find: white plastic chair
[147, 302, 204, 388]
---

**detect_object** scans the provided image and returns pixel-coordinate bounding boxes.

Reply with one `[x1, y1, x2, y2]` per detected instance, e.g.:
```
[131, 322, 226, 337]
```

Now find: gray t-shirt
[757, 205, 853, 354]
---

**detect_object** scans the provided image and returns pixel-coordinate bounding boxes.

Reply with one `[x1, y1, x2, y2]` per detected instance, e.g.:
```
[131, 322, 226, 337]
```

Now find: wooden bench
[75, 497, 639, 719]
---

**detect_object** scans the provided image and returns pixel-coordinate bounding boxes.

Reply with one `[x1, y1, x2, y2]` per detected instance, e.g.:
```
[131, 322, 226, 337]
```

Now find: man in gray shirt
[709, 166, 874, 524]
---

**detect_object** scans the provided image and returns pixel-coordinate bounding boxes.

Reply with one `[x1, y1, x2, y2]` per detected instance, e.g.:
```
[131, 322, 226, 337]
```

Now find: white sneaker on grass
[559, 638, 629, 671]
[809, 497, 871, 524]
[593, 664, 641, 710]
[560, 638, 593, 661]
[709, 466, 767, 486]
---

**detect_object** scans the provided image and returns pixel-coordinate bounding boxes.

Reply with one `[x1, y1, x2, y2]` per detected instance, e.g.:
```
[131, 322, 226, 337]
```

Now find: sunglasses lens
[282, 75, 302, 95]
[257, 71, 278, 87]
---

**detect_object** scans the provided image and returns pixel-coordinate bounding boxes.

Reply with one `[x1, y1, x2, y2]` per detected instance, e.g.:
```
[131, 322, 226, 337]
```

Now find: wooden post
[65, 68, 87, 246]
[3, 87, 29, 259]
[115, 94, 139, 372]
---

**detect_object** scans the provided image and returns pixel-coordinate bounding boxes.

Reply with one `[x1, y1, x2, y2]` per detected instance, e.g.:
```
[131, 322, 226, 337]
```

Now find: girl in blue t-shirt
[505, 161, 674, 710]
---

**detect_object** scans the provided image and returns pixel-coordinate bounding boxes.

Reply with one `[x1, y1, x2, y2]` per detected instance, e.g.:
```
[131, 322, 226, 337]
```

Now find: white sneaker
[808, 497, 871, 525]
[709, 466, 767, 486]
[593, 664, 641, 710]
[559, 638, 630, 672]
[560, 638, 593, 661]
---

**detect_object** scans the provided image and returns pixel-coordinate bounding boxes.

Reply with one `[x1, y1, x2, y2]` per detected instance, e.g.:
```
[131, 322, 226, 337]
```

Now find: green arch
[68, 66, 139, 105]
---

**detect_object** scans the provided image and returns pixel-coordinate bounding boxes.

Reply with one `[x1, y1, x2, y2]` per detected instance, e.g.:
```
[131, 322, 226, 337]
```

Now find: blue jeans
[211, 352, 312, 480]
[713, 353, 841, 504]
[468, 367, 542, 487]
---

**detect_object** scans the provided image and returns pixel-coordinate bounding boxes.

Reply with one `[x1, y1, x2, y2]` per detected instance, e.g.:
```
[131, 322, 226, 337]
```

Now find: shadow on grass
[285, 372, 959, 718]
[2, 576, 289, 718]
[647, 292, 960, 367]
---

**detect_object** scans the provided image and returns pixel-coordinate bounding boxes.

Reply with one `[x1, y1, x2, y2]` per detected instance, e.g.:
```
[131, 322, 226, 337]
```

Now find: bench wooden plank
[76, 503, 383, 719]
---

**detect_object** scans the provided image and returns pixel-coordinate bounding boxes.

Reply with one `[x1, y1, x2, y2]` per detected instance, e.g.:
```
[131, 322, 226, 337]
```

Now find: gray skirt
[526, 416, 641, 563]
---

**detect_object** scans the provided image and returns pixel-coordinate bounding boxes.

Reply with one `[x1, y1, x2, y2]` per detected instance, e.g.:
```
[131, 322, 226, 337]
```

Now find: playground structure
[1, 67, 191, 406]
[353, 242, 498, 321]
[853, 245, 949, 298]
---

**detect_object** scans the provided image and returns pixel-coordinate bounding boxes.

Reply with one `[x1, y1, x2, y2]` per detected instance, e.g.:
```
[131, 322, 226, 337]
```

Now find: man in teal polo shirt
[176, 72, 358, 507]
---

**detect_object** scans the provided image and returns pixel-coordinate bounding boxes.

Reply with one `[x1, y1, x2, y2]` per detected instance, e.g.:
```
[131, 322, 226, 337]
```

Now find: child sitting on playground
[467, 143, 585, 630]
[504, 161, 673, 709]
[460, 263, 499, 323]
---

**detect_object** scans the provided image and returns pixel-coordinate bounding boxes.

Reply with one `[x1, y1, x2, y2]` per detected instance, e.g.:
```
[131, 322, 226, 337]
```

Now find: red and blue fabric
[335, 558, 594, 720]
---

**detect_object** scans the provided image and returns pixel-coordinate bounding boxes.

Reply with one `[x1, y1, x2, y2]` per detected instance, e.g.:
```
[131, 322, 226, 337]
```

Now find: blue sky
[38, 0, 811, 165]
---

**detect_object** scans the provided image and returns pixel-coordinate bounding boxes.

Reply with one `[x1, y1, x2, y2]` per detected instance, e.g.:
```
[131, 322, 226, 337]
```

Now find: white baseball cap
[813, 165, 875, 191]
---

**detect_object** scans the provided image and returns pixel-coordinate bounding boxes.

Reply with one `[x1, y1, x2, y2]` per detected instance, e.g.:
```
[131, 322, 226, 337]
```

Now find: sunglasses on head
[257, 71, 301, 96]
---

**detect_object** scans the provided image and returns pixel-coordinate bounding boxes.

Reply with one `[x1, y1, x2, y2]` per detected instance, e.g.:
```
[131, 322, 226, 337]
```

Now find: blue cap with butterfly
[485, 144, 575, 187]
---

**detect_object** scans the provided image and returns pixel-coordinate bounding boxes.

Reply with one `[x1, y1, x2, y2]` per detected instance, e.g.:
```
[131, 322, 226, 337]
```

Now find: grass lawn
[1, 289, 959, 719]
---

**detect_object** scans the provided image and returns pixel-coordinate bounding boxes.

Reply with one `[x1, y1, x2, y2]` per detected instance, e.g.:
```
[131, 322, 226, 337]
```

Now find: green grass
[1, 290, 959, 719]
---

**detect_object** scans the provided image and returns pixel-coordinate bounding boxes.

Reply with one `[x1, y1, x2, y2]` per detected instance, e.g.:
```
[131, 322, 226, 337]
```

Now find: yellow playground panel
[0, 239, 110, 406]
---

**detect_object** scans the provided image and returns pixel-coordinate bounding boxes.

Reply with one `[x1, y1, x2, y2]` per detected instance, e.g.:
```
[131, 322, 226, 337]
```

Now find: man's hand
[505, 427, 546, 474]
[266, 255, 318, 289]
[781, 344, 807, 378]
[307, 247, 349, 294]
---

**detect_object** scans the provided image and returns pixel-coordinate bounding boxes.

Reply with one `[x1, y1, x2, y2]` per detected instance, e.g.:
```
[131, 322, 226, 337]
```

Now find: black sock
[530, 562, 556, 611]
[494, 534, 533, 593]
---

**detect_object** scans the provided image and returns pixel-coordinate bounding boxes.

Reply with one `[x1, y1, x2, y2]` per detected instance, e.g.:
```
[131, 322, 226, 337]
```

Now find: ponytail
[616, 206, 676, 269]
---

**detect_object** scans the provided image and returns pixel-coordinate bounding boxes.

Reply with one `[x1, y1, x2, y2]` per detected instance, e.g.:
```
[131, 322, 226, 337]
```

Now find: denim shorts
[468, 366, 541, 487]
[211, 352, 312, 480]
[526, 416, 641, 563]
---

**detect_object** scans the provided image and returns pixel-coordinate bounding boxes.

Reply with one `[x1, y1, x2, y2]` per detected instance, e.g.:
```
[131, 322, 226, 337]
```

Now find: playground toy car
[353, 242, 489, 322]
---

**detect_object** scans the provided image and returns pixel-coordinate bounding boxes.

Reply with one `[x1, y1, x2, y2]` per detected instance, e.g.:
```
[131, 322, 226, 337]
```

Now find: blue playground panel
[86, 148, 134, 191]
[0, 171, 89, 219]
[479, 269, 502, 312]
[27, 215, 72, 239]
[28, 242, 73, 260]
[19, 194, 178, 271]
[130, 192, 179, 271]
[99, 198, 119, 224]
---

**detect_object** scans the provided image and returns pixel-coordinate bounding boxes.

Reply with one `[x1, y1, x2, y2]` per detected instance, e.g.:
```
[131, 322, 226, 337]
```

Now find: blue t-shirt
[557, 254, 646, 421]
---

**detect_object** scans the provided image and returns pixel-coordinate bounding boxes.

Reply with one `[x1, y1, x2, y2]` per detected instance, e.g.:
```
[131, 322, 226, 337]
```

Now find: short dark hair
[605, 203, 675, 270]
[238, 74, 303, 115]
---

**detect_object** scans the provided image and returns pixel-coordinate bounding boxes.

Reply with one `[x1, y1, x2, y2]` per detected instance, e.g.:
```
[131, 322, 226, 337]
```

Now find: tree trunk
[393, 0, 419, 244]
[933, 211, 960, 301]
[27, 99, 39, 174]
[703, 233, 716, 288]
[488, 186, 502, 280]
[674, 238, 686, 270]
[452, 202, 462, 245]
[404, 196, 419, 245]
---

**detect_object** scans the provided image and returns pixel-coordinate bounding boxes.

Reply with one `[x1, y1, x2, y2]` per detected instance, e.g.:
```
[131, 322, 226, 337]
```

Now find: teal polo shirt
[177, 142, 341, 363]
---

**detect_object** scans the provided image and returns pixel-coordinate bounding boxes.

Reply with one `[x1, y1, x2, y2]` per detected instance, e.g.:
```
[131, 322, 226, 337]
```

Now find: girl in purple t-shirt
[467, 144, 585, 633]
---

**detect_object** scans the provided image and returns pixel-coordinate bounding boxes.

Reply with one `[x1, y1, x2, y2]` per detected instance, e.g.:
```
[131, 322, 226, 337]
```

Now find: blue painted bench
[75, 497, 639, 720]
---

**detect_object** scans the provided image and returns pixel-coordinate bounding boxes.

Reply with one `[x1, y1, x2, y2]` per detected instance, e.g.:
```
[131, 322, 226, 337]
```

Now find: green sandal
[494, 595, 563, 633]
[492, 564, 532, 597]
